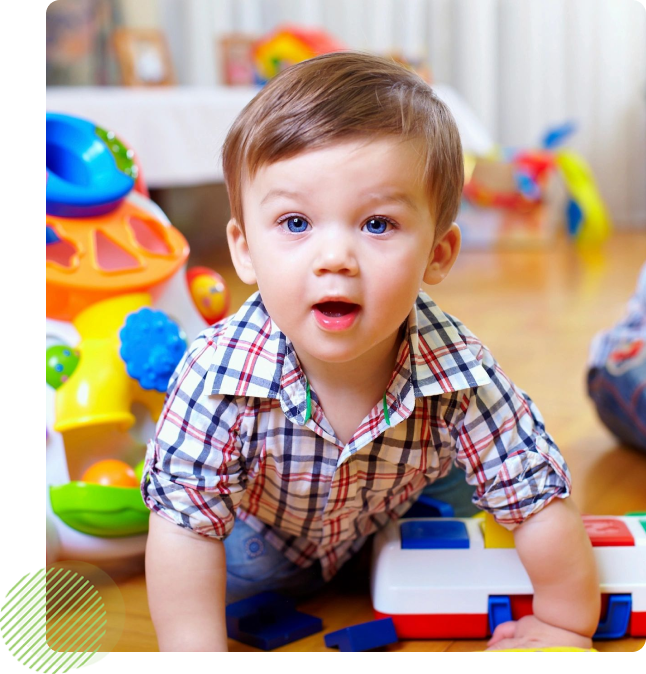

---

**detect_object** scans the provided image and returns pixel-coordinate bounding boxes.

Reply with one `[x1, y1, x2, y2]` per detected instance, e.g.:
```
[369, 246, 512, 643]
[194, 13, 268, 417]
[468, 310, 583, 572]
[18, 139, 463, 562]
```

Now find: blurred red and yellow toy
[186, 267, 230, 325]
[461, 121, 611, 248]
[253, 25, 346, 82]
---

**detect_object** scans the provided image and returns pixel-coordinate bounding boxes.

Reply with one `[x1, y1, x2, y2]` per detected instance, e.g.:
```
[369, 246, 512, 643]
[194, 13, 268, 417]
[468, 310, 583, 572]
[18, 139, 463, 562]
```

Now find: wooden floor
[108, 231, 646, 652]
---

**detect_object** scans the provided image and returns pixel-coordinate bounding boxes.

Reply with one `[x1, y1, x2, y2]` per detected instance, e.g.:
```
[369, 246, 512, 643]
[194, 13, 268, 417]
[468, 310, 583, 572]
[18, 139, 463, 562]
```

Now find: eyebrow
[260, 188, 419, 211]
[260, 189, 304, 206]
[362, 190, 419, 212]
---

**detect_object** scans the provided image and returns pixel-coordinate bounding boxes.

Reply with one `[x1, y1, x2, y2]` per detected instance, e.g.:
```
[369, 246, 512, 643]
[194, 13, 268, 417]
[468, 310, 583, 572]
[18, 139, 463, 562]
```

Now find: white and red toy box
[371, 515, 646, 639]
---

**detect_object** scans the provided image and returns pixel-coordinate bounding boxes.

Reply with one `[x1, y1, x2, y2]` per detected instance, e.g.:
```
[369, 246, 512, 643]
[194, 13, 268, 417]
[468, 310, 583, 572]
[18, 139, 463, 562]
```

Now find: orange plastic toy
[81, 460, 139, 488]
[46, 199, 189, 322]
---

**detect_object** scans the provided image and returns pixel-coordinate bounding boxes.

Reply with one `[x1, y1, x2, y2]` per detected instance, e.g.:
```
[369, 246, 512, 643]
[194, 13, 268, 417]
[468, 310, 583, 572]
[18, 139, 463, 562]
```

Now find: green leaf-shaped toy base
[50, 482, 149, 538]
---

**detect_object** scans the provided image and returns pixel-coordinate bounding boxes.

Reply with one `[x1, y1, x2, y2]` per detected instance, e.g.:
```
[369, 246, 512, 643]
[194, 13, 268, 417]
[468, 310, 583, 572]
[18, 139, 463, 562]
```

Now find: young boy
[142, 52, 599, 652]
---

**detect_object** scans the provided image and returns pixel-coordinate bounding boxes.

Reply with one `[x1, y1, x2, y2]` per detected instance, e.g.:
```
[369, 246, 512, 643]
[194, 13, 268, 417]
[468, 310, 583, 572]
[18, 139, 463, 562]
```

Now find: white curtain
[157, 0, 646, 228]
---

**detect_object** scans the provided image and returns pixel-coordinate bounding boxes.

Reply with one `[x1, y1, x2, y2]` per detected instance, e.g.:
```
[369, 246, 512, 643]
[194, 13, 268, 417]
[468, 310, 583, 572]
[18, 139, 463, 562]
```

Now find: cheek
[252, 254, 307, 317]
[367, 243, 428, 283]
[254, 246, 304, 285]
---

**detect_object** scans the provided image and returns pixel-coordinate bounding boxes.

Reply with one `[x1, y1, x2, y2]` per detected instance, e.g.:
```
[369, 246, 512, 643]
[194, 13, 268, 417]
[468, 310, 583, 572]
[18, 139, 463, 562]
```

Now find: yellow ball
[187, 267, 229, 324]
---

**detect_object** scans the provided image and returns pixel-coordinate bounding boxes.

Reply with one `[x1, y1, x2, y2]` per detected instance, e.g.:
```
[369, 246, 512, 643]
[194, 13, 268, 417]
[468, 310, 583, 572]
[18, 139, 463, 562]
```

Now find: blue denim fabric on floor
[588, 362, 646, 453]
[418, 464, 480, 517]
[224, 518, 326, 605]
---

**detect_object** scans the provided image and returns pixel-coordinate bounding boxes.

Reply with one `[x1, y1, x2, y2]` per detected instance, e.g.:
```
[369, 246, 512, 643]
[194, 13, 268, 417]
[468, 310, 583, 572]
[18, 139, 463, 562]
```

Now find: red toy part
[377, 595, 646, 640]
[374, 610, 488, 639]
[509, 595, 533, 621]
[629, 612, 646, 637]
[513, 150, 556, 182]
[582, 516, 635, 547]
[462, 182, 537, 212]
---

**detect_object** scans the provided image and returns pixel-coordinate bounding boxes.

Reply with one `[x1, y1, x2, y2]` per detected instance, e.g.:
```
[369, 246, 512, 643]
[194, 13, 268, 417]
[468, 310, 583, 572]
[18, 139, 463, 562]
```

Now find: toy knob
[120, 308, 187, 392]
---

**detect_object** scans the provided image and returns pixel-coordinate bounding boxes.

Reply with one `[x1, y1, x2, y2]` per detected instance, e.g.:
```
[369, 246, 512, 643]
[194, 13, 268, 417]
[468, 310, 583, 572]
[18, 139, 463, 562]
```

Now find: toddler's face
[228, 137, 459, 367]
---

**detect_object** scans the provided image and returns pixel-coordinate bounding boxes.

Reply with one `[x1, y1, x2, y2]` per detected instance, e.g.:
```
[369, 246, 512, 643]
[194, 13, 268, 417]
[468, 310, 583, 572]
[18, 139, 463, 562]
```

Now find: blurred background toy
[46, 112, 229, 565]
[459, 120, 612, 249]
[252, 24, 345, 83]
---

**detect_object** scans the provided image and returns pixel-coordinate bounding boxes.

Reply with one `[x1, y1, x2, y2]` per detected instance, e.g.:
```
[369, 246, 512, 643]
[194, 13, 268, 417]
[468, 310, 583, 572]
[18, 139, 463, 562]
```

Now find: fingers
[487, 621, 517, 647]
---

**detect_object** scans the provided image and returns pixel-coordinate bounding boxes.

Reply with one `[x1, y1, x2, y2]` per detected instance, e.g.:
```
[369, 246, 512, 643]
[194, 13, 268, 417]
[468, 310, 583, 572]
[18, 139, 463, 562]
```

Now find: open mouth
[313, 301, 360, 316]
[312, 300, 361, 331]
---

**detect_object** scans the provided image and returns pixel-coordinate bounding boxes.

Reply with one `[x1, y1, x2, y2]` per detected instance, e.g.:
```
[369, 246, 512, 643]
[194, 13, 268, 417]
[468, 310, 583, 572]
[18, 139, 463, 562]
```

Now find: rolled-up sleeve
[453, 349, 571, 529]
[141, 333, 245, 539]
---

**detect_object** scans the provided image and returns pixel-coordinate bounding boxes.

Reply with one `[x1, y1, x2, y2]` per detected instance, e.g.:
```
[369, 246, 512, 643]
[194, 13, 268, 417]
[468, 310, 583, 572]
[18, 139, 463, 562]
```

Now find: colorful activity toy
[46, 112, 229, 564]
[459, 121, 611, 248]
[252, 25, 345, 83]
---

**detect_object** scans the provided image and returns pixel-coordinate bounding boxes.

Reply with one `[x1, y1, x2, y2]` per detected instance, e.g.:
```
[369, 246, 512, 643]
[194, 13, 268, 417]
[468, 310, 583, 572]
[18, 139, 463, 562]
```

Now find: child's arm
[487, 497, 600, 650]
[146, 513, 229, 651]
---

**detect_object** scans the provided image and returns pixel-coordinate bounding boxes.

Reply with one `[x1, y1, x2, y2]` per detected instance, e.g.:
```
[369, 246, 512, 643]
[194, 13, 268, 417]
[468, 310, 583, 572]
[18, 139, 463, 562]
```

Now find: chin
[306, 341, 370, 364]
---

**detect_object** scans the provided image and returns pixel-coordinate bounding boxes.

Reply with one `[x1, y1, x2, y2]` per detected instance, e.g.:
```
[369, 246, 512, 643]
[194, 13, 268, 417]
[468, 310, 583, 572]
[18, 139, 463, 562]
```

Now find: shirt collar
[204, 290, 490, 423]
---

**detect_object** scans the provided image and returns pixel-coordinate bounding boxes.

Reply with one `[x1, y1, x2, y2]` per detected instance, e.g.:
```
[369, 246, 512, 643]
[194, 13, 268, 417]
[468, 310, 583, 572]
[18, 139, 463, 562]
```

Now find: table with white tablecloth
[46, 85, 494, 189]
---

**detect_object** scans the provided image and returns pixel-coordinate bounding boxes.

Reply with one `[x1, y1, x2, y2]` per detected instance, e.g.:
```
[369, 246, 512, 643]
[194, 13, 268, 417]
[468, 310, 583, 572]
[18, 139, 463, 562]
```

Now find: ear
[422, 222, 461, 286]
[226, 218, 257, 285]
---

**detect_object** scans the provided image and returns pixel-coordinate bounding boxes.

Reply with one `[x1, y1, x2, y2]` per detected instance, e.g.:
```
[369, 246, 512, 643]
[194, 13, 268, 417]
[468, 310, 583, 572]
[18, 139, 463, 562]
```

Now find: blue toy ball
[119, 308, 187, 392]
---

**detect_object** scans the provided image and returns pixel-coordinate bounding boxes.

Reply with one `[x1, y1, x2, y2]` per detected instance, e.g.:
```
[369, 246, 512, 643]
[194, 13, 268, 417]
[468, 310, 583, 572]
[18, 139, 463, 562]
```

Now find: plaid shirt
[142, 290, 571, 580]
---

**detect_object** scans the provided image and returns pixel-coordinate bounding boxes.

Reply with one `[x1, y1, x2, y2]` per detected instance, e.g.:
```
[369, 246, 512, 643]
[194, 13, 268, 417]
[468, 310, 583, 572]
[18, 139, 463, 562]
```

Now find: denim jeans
[588, 360, 646, 453]
[224, 521, 326, 604]
[224, 464, 477, 604]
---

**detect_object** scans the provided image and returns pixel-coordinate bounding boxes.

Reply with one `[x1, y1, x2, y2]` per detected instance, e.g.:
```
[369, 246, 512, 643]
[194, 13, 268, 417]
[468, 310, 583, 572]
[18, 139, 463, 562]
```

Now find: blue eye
[364, 217, 391, 234]
[283, 216, 309, 233]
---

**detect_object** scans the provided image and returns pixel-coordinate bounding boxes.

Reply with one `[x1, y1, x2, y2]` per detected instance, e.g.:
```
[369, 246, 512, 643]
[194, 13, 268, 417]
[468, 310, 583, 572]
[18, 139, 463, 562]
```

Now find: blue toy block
[400, 520, 470, 549]
[225, 591, 323, 650]
[324, 617, 398, 652]
[488, 594, 633, 640]
[593, 594, 632, 639]
[566, 198, 584, 236]
[541, 120, 578, 150]
[488, 596, 513, 634]
[403, 495, 455, 519]
[46, 225, 60, 245]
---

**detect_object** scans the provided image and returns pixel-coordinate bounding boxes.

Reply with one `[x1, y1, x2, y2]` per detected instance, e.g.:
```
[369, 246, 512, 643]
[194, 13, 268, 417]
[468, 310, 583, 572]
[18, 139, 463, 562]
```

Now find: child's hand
[486, 615, 593, 651]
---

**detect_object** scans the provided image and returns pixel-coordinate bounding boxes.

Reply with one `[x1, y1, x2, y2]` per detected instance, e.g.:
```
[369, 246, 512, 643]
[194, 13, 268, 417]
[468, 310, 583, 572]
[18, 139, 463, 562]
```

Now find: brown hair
[222, 51, 464, 237]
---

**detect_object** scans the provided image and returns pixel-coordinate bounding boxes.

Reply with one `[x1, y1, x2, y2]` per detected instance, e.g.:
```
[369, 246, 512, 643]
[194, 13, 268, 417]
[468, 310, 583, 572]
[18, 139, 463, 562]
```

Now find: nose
[313, 228, 359, 276]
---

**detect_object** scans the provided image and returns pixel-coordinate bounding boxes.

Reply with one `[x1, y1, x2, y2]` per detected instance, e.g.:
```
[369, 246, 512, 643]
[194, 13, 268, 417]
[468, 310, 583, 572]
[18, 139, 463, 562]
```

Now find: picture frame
[113, 28, 175, 86]
[219, 33, 257, 86]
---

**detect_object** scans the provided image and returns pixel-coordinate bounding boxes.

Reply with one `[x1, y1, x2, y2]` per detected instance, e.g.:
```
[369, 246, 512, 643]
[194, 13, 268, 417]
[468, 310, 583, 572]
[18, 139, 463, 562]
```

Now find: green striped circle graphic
[1, 562, 123, 670]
